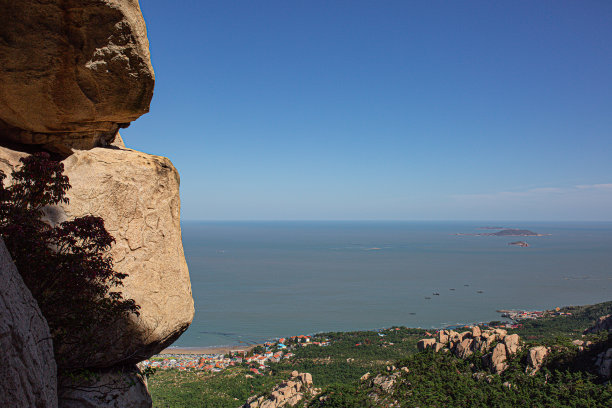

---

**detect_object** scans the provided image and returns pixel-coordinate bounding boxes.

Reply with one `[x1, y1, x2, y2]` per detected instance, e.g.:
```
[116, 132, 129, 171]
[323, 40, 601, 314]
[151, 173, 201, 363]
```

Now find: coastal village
[141, 306, 571, 374]
[141, 335, 330, 374]
[497, 307, 573, 321]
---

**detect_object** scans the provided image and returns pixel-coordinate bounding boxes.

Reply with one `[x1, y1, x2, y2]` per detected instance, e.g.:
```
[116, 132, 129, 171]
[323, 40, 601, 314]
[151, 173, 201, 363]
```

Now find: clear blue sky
[123, 1, 612, 221]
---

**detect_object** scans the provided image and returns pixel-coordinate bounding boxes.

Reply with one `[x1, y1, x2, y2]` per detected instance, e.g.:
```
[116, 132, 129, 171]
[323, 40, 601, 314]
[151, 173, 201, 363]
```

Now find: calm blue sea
[174, 221, 612, 347]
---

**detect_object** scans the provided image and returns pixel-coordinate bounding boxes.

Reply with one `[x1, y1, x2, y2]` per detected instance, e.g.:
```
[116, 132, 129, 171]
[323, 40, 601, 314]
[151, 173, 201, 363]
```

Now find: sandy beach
[158, 344, 258, 355]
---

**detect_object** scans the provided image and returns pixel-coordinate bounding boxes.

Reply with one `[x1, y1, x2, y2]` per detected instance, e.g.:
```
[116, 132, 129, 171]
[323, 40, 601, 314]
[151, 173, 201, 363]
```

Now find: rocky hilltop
[0, 1, 193, 407]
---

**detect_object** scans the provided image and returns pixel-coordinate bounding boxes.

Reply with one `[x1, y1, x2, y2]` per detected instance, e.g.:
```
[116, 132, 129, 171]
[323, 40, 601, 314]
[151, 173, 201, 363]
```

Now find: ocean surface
[173, 221, 612, 347]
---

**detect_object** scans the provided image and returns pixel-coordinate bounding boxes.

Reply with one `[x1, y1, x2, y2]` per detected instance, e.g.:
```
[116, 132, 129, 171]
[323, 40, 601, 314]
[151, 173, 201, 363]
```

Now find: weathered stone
[459, 331, 472, 341]
[472, 336, 487, 353]
[286, 395, 302, 406]
[0, 239, 58, 408]
[584, 314, 612, 334]
[417, 338, 436, 351]
[373, 373, 399, 392]
[492, 328, 507, 340]
[526, 346, 549, 375]
[58, 365, 151, 408]
[57, 147, 194, 367]
[471, 326, 482, 338]
[299, 372, 313, 386]
[504, 334, 521, 356]
[485, 343, 507, 374]
[483, 333, 496, 350]
[455, 338, 474, 359]
[0, 145, 194, 368]
[243, 372, 313, 408]
[0, 145, 27, 182]
[110, 132, 126, 148]
[437, 329, 449, 345]
[0, 0, 154, 151]
[433, 342, 445, 352]
[572, 340, 584, 347]
[449, 330, 461, 342]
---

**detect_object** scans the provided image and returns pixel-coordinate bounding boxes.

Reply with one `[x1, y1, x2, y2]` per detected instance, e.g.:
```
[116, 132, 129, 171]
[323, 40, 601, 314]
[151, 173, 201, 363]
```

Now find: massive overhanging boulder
[0, 238, 58, 408]
[0, 145, 194, 368]
[58, 147, 194, 367]
[0, 0, 154, 152]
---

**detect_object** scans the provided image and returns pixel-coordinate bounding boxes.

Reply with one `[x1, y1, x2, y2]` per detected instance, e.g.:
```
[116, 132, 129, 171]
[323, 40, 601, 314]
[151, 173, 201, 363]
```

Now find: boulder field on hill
[417, 328, 548, 374]
[243, 371, 318, 408]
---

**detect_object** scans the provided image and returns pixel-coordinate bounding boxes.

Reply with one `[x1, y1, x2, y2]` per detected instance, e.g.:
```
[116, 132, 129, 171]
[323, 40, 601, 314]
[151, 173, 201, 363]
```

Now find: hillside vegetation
[149, 301, 612, 407]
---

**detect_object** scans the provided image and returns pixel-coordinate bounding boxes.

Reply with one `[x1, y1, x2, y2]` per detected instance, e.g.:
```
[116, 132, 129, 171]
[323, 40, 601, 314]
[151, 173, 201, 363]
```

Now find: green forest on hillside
[149, 301, 612, 407]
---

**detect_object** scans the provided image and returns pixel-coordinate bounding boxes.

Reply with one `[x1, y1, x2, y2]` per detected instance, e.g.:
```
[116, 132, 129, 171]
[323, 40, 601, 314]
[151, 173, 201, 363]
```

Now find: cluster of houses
[140, 334, 330, 374]
[498, 307, 573, 321]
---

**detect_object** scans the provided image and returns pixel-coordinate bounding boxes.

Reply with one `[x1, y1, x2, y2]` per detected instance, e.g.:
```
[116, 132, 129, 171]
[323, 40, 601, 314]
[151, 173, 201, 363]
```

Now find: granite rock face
[526, 346, 549, 375]
[57, 147, 194, 367]
[58, 365, 151, 408]
[417, 338, 436, 351]
[243, 372, 317, 408]
[0, 238, 58, 408]
[486, 343, 508, 374]
[503, 334, 521, 356]
[418, 327, 524, 375]
[0, 145, 194, 368]
[0, 0, 154, 152]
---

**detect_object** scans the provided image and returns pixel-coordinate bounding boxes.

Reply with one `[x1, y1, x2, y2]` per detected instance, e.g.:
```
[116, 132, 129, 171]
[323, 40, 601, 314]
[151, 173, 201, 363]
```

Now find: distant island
[508, 241, 529, 247]
[456, 228, 547, 237]
[491, 229, 541, 236]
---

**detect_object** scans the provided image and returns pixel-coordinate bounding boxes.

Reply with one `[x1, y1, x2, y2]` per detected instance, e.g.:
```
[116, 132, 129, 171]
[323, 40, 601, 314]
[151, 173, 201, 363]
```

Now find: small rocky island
[490, 229, 541, 236]
[508, 241, 529, 247]
[456, 228, 546, 237]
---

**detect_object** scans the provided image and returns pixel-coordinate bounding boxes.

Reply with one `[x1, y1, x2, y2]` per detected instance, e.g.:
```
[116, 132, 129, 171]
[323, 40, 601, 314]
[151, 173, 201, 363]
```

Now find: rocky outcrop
[0, 0, 154, 152]
[0, 238, 58, 408]
[57, 147, 194, 367]
[0, 145, 194, 368]
[526, 346, 549, 375]
[417, 338, 436, 351]
[485, 343, 507, 374]
[503, 334, 521, 356]
[584, 315, 612, 334]
[243, 372, 317, 408]
[58, 365, 151, 408]
[0, 1, 191, 406]
[455, 338, 474, 359]
[418, 327, 522, 374]
[594, 348, 612, 380]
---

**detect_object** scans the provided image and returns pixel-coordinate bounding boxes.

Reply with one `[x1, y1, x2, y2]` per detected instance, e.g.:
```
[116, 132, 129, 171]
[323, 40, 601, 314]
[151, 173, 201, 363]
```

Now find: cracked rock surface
[0, 0, 154, 151]
[0, 238, 58, 408]
[0, 145, 194, 369]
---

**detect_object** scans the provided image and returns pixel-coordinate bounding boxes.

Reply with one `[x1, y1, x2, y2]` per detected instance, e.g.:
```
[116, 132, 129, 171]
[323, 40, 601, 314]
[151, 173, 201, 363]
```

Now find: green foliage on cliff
[0, 153, 139, 369]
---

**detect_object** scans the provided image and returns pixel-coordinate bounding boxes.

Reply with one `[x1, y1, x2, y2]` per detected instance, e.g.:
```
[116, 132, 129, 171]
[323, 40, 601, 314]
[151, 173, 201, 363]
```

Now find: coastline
[159, 344, 258, 355]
